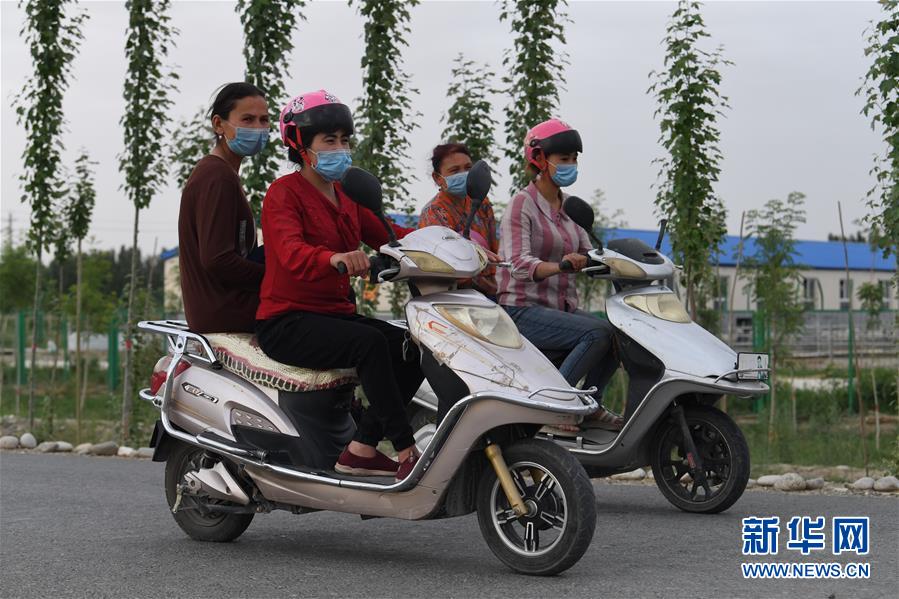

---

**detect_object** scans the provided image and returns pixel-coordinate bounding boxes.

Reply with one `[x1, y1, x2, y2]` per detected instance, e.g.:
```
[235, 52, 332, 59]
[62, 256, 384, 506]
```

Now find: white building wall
[716, 266, 895, 312]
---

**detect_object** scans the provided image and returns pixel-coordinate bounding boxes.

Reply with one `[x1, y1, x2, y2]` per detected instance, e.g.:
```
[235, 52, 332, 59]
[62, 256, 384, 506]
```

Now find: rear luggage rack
[138, 320, 222, 369]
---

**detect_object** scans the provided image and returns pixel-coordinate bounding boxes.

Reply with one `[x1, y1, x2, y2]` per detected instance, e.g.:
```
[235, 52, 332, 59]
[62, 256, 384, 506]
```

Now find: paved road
[1, 452, 896, 598]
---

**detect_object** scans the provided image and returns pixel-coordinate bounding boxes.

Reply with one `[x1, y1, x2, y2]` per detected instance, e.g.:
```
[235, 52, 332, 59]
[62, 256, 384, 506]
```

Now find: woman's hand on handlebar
[331, 250, 370, 276]
[559, 253, 588, 273]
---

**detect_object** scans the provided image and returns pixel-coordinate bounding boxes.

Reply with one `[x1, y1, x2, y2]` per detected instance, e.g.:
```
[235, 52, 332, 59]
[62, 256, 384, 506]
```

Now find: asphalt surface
[1, 452, 896, 598]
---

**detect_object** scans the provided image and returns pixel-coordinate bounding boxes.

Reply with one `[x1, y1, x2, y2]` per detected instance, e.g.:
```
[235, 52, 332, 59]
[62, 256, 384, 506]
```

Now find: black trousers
[256, 311, 422, 451]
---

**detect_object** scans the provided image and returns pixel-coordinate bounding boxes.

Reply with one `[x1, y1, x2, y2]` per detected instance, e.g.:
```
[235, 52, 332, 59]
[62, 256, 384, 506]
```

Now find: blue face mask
[550, 162, 578, 187]
[311, 149, 353, 182]
[442, 171, 469, 198]
[226, 125, 269, 157]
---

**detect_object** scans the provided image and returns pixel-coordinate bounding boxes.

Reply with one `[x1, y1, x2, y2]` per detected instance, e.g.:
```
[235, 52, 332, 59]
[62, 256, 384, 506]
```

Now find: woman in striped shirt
[497, 118, 623, 431]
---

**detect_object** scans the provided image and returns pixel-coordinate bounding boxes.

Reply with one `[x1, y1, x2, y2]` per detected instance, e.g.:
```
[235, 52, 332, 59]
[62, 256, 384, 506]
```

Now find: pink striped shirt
[497, 182, 592, 312]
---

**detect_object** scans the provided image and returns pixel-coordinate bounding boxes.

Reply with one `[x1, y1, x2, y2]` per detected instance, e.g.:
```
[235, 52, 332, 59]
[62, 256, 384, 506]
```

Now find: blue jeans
[503, 305, 618, 402]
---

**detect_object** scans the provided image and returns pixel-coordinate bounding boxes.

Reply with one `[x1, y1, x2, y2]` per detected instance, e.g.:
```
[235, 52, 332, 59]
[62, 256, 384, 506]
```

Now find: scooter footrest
[196, 431, 267, 460]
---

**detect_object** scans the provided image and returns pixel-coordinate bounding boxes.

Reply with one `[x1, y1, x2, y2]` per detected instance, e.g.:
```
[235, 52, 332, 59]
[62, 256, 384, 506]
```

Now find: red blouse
[257, 171, 411, 319]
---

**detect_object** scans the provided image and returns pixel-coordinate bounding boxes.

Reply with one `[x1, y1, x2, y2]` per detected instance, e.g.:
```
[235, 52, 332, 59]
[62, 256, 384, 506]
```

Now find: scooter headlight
[603, 257, 647, 279]
[435, 304, 523, 348]
[404, 251, 455, 274]
[474, 245, 488, 269]
[624, 293, 691, 323]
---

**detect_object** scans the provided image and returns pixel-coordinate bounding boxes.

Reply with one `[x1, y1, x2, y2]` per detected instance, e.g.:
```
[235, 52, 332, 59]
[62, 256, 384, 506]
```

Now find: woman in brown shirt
[178, 83, 270, 333]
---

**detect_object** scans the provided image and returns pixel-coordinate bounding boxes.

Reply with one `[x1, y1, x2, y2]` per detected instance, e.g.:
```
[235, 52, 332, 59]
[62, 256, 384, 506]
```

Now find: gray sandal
[580, 406, 625, 431]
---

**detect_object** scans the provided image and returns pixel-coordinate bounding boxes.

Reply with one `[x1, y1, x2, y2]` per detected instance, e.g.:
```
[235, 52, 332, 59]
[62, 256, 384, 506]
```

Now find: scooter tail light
[149, 356, 191, 395]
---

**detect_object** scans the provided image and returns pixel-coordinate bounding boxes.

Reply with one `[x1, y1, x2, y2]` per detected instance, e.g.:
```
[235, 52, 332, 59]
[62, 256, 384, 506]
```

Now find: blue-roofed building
[596, 228, 896, 312]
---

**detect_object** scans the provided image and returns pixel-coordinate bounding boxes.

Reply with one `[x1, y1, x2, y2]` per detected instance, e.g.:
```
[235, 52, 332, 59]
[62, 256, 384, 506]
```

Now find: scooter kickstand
[172, 485, 184, 514]
[485, 443, 528, 517]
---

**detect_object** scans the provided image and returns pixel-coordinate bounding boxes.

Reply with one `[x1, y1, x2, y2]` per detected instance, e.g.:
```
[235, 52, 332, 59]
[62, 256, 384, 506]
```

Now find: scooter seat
[205, 333, 359, 393]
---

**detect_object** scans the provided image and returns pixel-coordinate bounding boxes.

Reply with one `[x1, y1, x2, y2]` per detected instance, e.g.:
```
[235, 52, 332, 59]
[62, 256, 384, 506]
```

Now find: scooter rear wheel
[476, 438, 596, 576]
[650, 405, 750, 514]
[164, 442, 254, 542]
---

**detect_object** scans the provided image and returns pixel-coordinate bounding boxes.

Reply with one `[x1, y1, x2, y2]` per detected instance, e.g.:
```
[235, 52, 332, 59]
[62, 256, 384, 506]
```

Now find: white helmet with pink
[523, 118, 583, 168]
[279, 89, 354, 152]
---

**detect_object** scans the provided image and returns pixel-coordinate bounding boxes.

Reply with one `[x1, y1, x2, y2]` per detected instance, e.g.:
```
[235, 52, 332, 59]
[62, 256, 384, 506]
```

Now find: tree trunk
[790, 368, 797, 433]
[121, 205, 140, 445]
[144, 237, 157, 318]
[50, 265, 63, 385]
[75, 239, 83, 444]
[854, 356, 868, 476]
[724, 213, 747, 415]
[28, 245, 43, 432]
[870, 369, 879, 451]
[80, 341, 90, 426]
[0, 314, 7, 413]
[767, 322, 777, 447]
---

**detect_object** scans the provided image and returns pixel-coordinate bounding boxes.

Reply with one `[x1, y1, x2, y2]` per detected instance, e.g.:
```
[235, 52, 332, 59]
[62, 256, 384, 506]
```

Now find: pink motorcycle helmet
[280, 89, 354, 151]
[523, 118, 583, 168]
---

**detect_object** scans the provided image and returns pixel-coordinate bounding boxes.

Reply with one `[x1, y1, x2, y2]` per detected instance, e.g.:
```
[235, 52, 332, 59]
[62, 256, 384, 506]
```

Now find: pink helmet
[279, 89, 354, 150]
[523, 118, 583, 167]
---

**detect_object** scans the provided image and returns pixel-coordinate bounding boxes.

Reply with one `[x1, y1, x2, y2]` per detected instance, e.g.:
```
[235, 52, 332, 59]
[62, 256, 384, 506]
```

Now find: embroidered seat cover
[204, 333, 358, 393]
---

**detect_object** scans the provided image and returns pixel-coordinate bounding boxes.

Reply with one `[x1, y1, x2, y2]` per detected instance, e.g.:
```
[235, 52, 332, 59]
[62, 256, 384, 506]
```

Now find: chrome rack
[137, 320, 220, 368]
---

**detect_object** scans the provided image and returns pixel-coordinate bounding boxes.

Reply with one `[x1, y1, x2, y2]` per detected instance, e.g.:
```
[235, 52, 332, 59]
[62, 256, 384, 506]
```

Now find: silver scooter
[138, 162, 600, 576]
[409, 195, 770, 514]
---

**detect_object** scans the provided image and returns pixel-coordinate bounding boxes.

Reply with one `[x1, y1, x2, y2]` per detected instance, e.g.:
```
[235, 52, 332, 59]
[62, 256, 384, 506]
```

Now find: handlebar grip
[559, 259, 574, 273]
[336, 261, 348, 274]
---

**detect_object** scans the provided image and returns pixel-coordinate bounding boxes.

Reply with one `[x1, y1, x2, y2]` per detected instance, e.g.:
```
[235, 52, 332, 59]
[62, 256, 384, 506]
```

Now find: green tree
[744, 192, 807, 442]
[236, 0, 304, 217]
[67, 150, 96, 442]
[858, 281, 886, 329]
[15, 0, 87, 430]
[0, 243, 37, 315]
[170, 106, 213, 188]
[649, 1, 730, 324]
[857, 0, 899, 281]
[119, 0, 178, 444]
[352, 0, 421, 317]
[500, 0, 569, 192]
[352, 0, 420, 214]
[441, 54, 499, 166]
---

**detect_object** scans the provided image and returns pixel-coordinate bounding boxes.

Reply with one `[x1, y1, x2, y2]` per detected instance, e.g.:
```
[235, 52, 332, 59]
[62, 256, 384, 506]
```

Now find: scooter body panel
[406, 289, 576, 401]
[605, 286, 738, 379]
[561, 372, 767, 471]
[168, 363, 300, 440]
[245, 400, 570, 519]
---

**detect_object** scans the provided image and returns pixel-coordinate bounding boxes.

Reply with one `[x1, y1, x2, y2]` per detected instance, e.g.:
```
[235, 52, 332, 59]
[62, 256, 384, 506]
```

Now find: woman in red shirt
[255, 90, 422, 481]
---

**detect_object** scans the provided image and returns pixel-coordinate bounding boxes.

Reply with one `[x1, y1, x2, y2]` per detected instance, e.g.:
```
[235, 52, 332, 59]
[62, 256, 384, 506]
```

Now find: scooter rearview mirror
[341, 166, 399, 246]
[463, 160, 492, 239]
[562, 196, 604, 252]
[655, 219, 668, 251]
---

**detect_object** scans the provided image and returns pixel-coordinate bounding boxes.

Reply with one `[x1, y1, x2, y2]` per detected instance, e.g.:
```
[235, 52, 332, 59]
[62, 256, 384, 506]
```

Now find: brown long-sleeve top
[178, 155, 264, 333]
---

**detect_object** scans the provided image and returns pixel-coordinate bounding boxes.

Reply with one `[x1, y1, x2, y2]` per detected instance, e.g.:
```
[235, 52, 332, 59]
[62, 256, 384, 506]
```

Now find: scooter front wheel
[476, 438, 596, 576]
[650, 404, 750, 514]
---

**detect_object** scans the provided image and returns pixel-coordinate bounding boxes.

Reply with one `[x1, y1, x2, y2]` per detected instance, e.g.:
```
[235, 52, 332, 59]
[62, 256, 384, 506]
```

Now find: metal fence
[720, 310, 897, 362]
